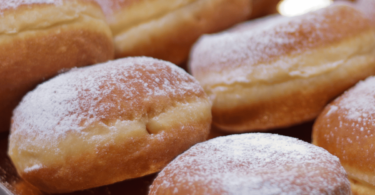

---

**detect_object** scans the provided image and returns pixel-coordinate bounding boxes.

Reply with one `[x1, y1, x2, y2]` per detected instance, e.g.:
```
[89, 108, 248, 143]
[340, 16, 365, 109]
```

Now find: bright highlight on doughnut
[278, 0, 332, 16]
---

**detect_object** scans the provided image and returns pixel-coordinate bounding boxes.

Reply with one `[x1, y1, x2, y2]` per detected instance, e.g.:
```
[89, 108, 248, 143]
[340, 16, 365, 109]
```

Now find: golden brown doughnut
[94, 0, 252, 65]
[189, 4, 375, 132]
[8, 57, 212, 193]
[150, 133, 351, 195]
[0, 0, 114, 132]
[313, 76, 375, 195]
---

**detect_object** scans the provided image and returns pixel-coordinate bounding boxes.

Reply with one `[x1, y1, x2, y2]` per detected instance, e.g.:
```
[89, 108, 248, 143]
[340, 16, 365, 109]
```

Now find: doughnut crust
[8, 57, 212, 193]
[189, 4, 375, 132]
[0, 0, 114, 132]
[95, 0, 251, 64]
[150, 133, 351, 195]
[313, 76, 375, 195]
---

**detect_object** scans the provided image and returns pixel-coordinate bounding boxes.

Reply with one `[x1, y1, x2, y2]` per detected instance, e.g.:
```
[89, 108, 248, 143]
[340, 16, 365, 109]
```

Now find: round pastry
[313, 76, 375, 195]
[8, 57, 212, 193]
[0, 0, 114, 132]
[149, 133, 351, 195]
[189, 4, 375, 132]
[94, 0, 251, 65]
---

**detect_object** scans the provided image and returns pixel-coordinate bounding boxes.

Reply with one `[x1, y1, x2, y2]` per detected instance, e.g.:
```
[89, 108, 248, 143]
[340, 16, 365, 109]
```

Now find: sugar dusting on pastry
[0, 0, 58, 11]
[151, 133, 350, 194]
[11, 57, 204, 141]
[190, 4, 372, 77]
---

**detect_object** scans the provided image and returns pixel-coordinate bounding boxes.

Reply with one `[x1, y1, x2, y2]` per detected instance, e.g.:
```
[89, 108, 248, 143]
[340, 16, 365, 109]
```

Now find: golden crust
[8, 57, 212, 193]
[313, 76, 375, 194]
[0, 0, 114, 132]
[98, 0, 251, 64]
[190, 4, 375, 132]
[349, 177, 375, 195]
[18, 121, 210, 193]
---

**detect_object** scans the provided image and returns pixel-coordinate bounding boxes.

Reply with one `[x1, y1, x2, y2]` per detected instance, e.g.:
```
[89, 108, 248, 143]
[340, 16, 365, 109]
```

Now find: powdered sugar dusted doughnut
[313, 76, 375, 195]
[150, 133, 351, 195]
[0, 0, 114, 132]
[94, 0, 251, 64]
[189, 4, 375, 132]
[8, 57, 212, 193]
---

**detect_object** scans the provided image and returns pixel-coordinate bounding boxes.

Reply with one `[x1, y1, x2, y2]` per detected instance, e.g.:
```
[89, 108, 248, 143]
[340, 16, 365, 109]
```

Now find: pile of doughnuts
[4, 0, 375, 194]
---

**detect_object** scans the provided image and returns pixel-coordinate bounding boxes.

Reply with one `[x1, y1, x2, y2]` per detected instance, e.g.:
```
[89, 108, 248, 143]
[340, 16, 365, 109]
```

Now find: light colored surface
[150, 133, 351, 194]
[278, 0, 332, 16]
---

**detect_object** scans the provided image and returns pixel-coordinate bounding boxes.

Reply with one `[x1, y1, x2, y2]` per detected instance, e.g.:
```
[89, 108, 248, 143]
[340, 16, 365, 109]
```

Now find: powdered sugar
[94, 0, 134, 15]
[0, 0, 58, 11]
[24, 164, 43, 173]
[335, 76, 375, 121]
[150, 133, 350, 195]
[190, 4, 371, 82]
[11, 57, 203, 141]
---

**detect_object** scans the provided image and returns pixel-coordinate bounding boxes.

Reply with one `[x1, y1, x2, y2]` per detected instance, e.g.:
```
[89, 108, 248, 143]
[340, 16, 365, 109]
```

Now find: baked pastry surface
[0, 0, 114, 132]
[8, 57, 212, 193]
[190, 4, 375, 132]
[95, 0, 252, 64]
[150, 133, 351, 195]
[313, 76, 375, 195]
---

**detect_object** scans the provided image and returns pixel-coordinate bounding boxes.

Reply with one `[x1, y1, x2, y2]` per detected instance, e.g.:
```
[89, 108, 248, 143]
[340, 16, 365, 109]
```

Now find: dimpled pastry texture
[8, 57, 211, 193]
[313, 76, 375, 193]
[150, 133, 351, 195]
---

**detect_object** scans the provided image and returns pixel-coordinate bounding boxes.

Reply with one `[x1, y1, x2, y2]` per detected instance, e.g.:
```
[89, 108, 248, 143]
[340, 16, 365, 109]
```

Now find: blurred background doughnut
[94, 0, 252, 65]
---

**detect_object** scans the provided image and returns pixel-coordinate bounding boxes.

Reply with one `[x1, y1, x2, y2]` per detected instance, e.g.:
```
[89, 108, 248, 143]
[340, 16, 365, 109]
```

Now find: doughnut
[0, 0, 114, 132]
[313, 76, 375, 195]
[149, 133, 351, 194]
[8, 57, 212, 193]
[94, 0, 252, 64]
[189, 4, 375, 132]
